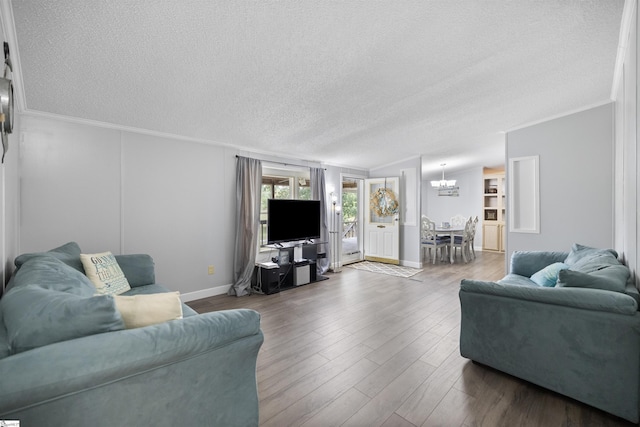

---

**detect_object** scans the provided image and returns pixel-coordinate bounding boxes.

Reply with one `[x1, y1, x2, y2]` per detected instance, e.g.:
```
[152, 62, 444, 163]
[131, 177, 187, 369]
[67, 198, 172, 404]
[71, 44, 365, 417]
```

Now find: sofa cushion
[2, 256, 126, 353]
[81, 251, 131, 295]
[10, 256, 97, 296]
[565, 244, 619, 270]
[557, 265, 630, 293]
[14, 241, 84, 273]
[571, 253, 620, 274]
[530, 262, 569, 287]
[1, 285, 125, 354]
[114, 254, 156, 286]
[509, 251, 569, 278]
[498, 274, 538, 287]
[114, 292, 183, 329]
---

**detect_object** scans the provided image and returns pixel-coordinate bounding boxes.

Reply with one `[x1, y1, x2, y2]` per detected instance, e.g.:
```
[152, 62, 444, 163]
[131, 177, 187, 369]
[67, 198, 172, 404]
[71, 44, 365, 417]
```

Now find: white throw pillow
[113, 292, 183, 329]
[80, 251, 131, 295]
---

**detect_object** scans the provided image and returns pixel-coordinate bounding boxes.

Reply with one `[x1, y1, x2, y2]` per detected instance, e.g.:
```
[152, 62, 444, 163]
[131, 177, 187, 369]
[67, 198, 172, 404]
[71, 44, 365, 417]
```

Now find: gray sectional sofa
[459, 244, 640, 423]
[0, 242, 264, 426]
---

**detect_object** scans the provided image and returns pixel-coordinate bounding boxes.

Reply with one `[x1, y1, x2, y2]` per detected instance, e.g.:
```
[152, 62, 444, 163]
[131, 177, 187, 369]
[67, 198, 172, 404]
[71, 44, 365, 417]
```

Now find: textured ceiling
[7, 1, 625, 175]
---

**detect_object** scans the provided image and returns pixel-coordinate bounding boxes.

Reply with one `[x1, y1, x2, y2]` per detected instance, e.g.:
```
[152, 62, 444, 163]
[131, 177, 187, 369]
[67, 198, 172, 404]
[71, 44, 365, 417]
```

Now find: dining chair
[451, 217, 473, 263]
[469, 215, 479, 259]
[421, 216, 449, 264]
[450, 214, 467, 253]
[450, 214, 467, 229]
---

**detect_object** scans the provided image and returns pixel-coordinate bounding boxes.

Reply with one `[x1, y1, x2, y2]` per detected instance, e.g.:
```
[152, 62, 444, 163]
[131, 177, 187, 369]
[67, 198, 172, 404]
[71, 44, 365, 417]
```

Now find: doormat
[346, 261, 423, 278]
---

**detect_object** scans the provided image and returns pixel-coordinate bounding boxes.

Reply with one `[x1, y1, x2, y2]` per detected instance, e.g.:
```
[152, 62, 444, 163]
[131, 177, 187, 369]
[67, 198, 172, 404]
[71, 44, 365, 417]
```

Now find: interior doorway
[341, 175, 365, 266]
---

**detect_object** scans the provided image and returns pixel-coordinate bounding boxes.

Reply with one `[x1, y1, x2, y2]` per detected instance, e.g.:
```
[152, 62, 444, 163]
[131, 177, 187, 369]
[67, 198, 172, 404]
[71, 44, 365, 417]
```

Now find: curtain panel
[229, 156, 262, 296]
[310, 167, 330, 275]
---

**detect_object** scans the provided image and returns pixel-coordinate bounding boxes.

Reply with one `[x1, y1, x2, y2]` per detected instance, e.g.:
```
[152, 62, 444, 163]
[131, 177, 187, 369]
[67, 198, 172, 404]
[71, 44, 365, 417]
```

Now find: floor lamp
[331, 193, 341, 272]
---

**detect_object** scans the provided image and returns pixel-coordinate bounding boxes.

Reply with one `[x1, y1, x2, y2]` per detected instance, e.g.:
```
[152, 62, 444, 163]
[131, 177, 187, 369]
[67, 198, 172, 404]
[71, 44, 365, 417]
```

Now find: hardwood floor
[187, 251, 634, 427]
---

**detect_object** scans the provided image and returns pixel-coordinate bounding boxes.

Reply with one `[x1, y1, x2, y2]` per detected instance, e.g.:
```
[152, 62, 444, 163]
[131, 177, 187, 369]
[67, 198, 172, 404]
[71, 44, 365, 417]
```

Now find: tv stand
[253, 241, 328, 295]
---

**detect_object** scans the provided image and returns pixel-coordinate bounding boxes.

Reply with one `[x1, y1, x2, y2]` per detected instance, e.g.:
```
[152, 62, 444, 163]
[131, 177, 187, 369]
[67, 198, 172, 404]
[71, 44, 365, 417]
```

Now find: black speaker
[259, 266, 280, 295]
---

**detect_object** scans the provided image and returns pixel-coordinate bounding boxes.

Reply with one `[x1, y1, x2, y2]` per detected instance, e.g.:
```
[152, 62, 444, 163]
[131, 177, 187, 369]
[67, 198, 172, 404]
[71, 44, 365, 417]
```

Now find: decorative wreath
[370, 187, 399, 217]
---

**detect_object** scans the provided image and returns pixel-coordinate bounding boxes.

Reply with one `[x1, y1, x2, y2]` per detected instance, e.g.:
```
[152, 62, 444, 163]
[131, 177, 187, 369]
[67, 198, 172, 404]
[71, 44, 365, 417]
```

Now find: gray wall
[19, 115, 239, 301]
[422, 166, 484, 251]
[17, 114, 369, 299]
[505, 103, 614, 260]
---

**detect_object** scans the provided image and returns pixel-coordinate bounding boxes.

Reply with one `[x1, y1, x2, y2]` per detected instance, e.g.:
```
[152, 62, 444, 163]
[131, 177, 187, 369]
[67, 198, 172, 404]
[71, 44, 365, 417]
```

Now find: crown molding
[21, 109, 344, 170]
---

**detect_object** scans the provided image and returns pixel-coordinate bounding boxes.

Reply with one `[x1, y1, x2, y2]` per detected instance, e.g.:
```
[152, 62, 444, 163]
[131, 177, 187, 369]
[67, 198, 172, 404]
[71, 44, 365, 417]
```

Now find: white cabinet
[483, 223, 503, 251]
[482, 170, 505, 252]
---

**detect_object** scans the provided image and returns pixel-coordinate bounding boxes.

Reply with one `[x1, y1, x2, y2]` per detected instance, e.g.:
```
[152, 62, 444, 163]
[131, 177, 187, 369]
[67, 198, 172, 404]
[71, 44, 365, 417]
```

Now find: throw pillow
[10, 256, 97, 296]
[113, 292, 183, 329]
[570, 253, 620, 274]
[530, 262, 569, 287]
[1, 285, 124, 354]
[565, 243, 618, 266]
[556, 265, 630, 293]
[81, 251, 131, 295]
[14, 241, 84, 272]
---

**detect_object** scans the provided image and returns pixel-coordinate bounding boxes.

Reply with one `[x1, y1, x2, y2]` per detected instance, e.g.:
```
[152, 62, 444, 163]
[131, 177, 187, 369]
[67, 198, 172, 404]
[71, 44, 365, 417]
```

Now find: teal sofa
[459, 244, 640, 423]
[0, 242, 264, 426]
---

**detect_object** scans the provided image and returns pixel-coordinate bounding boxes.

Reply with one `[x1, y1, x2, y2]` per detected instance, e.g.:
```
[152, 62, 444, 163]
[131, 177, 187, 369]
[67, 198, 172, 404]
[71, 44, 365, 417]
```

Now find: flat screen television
[267, 199, 321, 244]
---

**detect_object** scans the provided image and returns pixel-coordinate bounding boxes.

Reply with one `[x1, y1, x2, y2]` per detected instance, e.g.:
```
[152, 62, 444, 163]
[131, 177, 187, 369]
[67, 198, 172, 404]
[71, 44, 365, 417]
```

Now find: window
[260, 166, 311, 246]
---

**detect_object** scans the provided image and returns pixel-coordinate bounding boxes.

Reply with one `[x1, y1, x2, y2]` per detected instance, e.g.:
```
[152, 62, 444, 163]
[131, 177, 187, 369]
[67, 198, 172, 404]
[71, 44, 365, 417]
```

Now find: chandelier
[430, 163, 456, 188]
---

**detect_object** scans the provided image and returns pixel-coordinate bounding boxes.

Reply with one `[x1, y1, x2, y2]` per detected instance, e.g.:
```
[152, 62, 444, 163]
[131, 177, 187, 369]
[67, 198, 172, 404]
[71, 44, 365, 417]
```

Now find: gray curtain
[310, 167, 330, 275]
[229, 156, 262, 296]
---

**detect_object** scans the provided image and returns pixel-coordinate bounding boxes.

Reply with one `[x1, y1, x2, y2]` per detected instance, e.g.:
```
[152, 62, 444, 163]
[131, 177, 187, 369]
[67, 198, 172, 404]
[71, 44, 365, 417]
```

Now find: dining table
[434, 226, 465, 263]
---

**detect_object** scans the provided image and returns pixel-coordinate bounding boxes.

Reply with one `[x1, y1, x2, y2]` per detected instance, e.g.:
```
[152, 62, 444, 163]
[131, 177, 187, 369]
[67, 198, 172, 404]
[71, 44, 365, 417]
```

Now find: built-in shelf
[482, 168, 505, 252]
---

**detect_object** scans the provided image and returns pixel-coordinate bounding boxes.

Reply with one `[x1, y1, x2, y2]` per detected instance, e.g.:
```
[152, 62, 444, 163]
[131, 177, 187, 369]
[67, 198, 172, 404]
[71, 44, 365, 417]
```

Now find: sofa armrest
[115, 254, 155, 287]
[0, 309, 263, 426]
[509, 251, 569, 277]
[460, 279, 638, 315]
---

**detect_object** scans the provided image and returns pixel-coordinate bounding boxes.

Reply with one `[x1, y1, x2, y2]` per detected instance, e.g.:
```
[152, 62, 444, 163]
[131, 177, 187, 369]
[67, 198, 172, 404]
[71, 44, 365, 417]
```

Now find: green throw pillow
[565, 243, 618, 266]
[556, 265, 630, 293]
[10, 257, 97, 296]
[530, 262, 569, 287]
[1, 285, 125, 354]
[14, 241, 84, 272]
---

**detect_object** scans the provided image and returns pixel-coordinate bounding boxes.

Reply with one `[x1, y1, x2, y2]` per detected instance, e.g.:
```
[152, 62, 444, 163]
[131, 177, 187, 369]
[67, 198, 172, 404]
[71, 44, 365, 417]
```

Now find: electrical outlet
[208, 265, 215, 275]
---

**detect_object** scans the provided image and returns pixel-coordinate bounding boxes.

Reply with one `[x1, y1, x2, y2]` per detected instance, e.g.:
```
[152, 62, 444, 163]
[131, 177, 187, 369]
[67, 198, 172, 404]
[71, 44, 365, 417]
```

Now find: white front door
[364, 177, 400, 265]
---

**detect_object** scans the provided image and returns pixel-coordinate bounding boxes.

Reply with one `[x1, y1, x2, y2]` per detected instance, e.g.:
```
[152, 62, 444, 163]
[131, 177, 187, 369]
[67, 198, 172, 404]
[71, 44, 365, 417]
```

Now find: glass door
[341, 175, 364, 265]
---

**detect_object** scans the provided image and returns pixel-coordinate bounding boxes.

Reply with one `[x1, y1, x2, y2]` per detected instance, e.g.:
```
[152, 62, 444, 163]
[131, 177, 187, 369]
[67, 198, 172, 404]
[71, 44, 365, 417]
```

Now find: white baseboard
[180, 284, 230, 302]
[400, 260, 422, 269]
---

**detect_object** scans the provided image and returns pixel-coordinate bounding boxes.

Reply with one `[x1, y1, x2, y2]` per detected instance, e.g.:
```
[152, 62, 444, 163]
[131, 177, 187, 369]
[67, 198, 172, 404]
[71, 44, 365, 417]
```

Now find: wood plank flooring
[187, 251, 634, 427]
